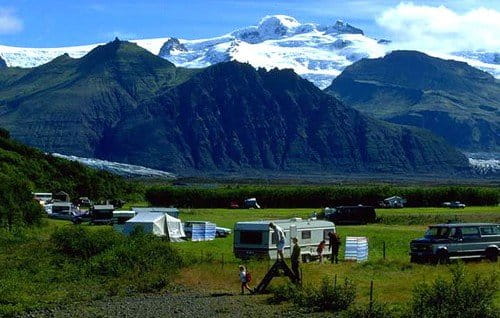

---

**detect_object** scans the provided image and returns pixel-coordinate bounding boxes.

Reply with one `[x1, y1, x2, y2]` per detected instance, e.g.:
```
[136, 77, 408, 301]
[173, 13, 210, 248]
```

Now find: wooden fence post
[369, 280, 374, 313]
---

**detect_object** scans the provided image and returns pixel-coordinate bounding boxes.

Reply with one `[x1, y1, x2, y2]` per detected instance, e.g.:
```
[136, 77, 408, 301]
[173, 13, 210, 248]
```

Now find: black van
[324, 206, 376, 225]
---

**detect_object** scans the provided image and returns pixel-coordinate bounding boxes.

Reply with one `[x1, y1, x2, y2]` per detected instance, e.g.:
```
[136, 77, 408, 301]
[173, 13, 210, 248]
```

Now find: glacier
[52, 153, 176, 179]
[0, 15, 499, 89]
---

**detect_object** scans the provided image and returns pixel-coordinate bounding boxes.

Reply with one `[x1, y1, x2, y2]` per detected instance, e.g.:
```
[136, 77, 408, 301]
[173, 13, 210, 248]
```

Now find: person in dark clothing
[291, 237, 301, 281]
[328, 231, 341, 264]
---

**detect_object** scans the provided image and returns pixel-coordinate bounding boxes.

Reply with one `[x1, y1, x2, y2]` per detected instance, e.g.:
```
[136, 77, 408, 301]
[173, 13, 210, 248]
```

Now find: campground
[173, 207, 500, 305]
[1, 206, 499, 316]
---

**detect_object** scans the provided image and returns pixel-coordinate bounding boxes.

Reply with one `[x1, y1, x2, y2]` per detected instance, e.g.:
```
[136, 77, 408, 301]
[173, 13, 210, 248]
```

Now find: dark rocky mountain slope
[0, 42, 469, 176]
[326, 50, 500, 151]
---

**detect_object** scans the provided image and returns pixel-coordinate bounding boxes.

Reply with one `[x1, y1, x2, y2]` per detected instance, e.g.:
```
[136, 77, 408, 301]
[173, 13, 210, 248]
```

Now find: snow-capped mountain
[1, 15, 499, 88]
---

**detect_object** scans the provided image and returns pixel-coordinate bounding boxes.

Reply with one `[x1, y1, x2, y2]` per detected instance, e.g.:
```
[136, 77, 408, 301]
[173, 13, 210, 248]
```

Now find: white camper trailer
[234, 218, 335, 261]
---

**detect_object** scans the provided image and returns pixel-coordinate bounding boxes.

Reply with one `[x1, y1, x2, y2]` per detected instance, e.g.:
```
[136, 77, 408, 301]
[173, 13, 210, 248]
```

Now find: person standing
[269, 222, 285, 261]
[238, 265, 253, 294]
[291, 237, 301, 281]
[328, 231, 341, 264]
[317, 240, 326, 263]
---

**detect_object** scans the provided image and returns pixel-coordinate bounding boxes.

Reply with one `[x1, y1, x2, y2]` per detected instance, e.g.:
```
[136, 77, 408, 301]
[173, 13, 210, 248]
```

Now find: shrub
[51, 226, 124, 259]
[146, 185, 500, 208]
[270, 276, 356, 312]
[344, 302, 397, 318]
[268, 282, 299, 304]
[410, 264, 499, 318]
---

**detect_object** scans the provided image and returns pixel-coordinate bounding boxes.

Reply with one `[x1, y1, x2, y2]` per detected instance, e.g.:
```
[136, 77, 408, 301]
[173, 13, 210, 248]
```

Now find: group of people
[238, 222, 341, 294]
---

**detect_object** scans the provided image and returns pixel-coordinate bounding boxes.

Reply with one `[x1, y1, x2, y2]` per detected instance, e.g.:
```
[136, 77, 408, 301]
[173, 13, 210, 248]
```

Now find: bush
[51, 226, 124, 259]
[268, 282, 299, 304]
[345, 302, 397, 318]
[410, 264, 499, 318]
[0, 175, 44, 229]
[269, 276, 356, 312]
[296, 277, 356, 312]
[146, 185, 500, 208]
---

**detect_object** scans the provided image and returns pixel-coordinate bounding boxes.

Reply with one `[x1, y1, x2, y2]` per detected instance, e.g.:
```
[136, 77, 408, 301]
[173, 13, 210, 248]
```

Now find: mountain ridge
[326, 50, 500, 151]
[0, 15, 498, 89]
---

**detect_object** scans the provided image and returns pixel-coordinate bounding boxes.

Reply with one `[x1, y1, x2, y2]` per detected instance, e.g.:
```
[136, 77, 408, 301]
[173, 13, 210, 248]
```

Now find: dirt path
[23, 293, 331, 318]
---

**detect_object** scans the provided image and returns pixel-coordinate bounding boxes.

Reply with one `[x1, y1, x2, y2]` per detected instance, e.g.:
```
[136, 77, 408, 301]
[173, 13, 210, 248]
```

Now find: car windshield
[425, 227, 450, 238]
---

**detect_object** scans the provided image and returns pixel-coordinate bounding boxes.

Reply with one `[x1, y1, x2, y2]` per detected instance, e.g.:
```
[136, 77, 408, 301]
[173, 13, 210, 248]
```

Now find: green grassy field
[174, 206, 500, 306]
[0, 206, 498, 315]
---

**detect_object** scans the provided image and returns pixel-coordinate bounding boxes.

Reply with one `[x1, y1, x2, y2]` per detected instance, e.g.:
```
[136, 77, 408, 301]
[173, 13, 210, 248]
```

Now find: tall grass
[0, 226, 184, 316]
[146, 185, 499, 208]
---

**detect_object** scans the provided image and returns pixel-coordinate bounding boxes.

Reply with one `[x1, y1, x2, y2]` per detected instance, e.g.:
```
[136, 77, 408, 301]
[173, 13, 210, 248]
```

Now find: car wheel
[410, 255, 419, 263]
[435, 250, 449, 265]
[485, 248, 498, 262]
[302, 254, 311, 263]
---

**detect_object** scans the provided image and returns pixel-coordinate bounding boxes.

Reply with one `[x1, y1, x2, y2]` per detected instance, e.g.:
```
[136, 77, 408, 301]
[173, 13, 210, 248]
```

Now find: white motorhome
[33, 192, 52, 205]
[234, 218, 335, 261]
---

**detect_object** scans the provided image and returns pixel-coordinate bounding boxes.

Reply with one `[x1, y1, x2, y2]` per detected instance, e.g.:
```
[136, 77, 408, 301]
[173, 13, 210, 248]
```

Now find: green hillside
[326, 51, 500, 151]
[0, 128, 137, 228]
[0, 42, 471, 176]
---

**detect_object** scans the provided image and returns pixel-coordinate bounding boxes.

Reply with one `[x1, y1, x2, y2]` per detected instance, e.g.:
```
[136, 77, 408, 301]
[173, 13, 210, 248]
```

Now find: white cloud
[0, 8, 23, 34]
[376, 2, 500, 52]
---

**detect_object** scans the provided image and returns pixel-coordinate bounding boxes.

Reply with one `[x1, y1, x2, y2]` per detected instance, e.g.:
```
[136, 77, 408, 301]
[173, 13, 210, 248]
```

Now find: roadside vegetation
[146, 184, 499, 208]
[0, 224, 184, 316]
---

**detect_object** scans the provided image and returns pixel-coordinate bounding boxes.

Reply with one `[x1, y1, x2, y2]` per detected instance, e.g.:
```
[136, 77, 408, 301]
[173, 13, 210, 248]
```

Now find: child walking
[238, 265, 253, 294]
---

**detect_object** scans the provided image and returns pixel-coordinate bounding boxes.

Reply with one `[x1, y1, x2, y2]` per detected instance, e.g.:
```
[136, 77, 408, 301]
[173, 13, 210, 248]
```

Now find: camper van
[33, 193, 52, 205]
[234, 218, 335, 261]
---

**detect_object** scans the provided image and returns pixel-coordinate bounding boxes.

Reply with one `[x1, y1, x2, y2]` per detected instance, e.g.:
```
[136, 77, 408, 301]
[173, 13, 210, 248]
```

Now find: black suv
[410, 223, 499, 263]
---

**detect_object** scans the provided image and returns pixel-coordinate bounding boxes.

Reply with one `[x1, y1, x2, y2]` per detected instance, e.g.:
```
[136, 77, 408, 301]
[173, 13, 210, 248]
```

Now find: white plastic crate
[344, 236, 368, 262]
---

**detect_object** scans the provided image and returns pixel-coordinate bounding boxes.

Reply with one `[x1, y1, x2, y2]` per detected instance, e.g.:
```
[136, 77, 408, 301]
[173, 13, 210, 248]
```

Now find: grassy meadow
[0, 206, 498, 315]
[174, 206, 500, 307]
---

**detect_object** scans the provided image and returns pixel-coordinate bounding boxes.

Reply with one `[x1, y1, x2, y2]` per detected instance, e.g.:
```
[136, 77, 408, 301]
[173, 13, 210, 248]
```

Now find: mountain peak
[325, 20, 364, 35]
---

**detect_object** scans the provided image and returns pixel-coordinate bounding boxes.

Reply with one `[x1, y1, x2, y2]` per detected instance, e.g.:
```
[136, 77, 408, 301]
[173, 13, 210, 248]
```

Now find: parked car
[442, 201, 466, 208]
[324, 205, 376, 225]
[410, 223, 499, 263]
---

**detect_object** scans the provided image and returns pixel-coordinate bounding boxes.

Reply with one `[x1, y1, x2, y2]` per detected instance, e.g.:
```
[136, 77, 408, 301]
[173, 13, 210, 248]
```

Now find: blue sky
[0, 0, 499, 47]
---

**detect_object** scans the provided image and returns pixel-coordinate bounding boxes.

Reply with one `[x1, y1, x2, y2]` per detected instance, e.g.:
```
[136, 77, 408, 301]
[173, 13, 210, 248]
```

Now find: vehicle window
[301, 230, 311, 239]
[461, 227, 480, 237]
[239, 231, 263, 245]
[480, 227, 494, 235]
[324, 229, 333, 240]
[425, 227, 450, 238]
[493, 225, 500, 235]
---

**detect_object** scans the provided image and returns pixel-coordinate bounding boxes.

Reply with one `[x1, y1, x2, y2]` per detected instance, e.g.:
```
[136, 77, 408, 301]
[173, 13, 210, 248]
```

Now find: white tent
[165, 214, 186, 242]
[123, 212, 166, 236]
[121, 212, 186, 241]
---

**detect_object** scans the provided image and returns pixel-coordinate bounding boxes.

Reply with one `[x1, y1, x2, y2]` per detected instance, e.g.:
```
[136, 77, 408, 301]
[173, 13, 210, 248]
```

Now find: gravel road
[22, 292, 331, 318]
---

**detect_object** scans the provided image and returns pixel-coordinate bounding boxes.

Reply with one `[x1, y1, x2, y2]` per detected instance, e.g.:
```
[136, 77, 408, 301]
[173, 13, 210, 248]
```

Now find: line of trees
[146, 185, 500, 208]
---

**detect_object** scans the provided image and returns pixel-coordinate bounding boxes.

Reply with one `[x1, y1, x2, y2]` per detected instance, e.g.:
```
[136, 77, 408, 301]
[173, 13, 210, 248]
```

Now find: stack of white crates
[191, 221, 216, 241]
[344, 236, 368, 262]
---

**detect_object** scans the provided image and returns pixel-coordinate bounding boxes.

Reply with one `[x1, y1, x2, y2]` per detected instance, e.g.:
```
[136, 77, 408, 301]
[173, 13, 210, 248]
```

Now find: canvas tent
[132, 207, 180, 218]
[121, 212, 185, 241]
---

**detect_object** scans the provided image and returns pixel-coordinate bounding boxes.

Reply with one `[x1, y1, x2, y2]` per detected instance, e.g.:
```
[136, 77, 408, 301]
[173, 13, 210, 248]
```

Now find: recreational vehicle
[33, 193, 52, 205]
[234, 218, 335, 261]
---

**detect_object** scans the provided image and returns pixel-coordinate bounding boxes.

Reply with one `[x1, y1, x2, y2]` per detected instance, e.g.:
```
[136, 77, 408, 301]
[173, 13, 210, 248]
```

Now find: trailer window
[301, 231, 311, 239]
[324, 229, 334, 240]
[239, 231, 263, 245]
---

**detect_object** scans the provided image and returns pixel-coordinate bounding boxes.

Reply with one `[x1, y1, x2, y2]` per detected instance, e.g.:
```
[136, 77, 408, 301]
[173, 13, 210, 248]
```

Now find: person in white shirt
[269, 222, 285, 261]
[238, 265, 253, 294]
